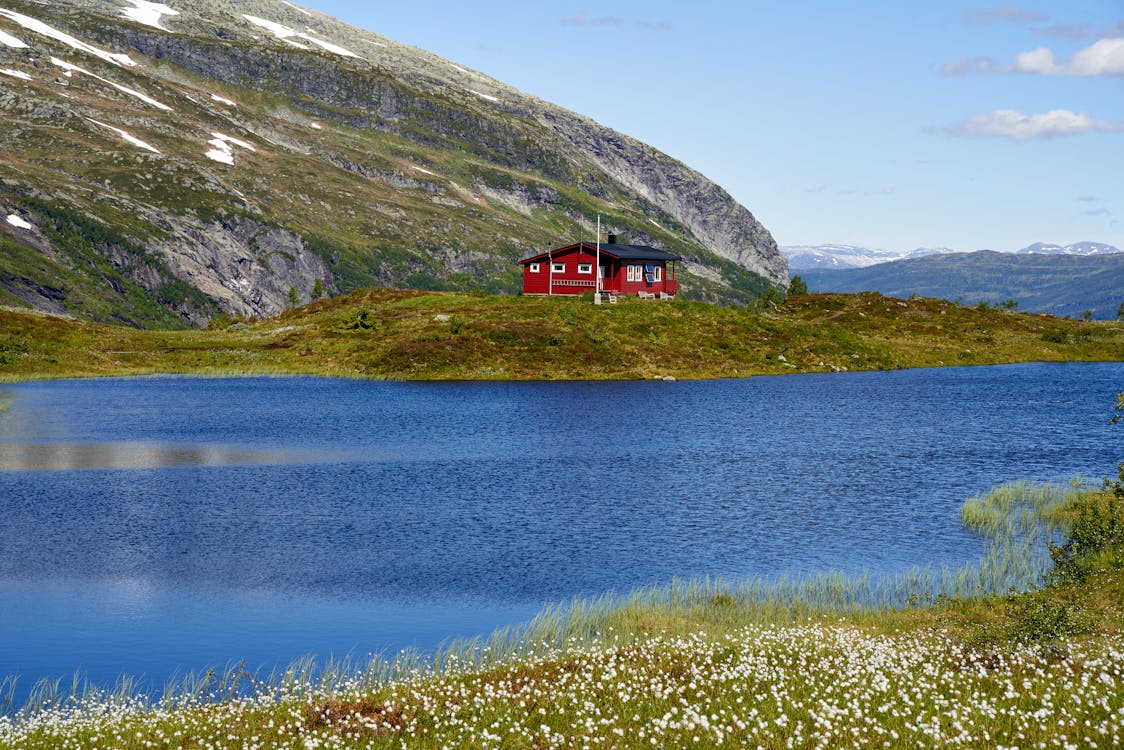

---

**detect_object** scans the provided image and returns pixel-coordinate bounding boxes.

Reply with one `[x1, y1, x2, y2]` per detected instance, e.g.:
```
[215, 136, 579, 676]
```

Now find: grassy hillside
[799, 251, 1124, 320]
[2, 290, 1122, 382]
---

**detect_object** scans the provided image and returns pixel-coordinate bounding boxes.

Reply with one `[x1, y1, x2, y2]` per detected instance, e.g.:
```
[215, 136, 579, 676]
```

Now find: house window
[626, 265, 635, 282]
[654, 266, 662, 282]
[551, 262, 565, 273]
[577, 263, 592, 274]
[529, 263, 540, 273]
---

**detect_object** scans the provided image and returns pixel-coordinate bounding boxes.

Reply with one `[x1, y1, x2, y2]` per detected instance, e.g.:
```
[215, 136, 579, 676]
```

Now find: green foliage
[999, 298, 1018, 310]
[335, 309, 379, 332]
[787, 275, 808, 295]
[287, 287, 300, 307]
[448, 316, 465, 335]
[311, 278, 324, 300]
[206, 313, 232, 331]
[1008, 592, 1096, 644]
[1040, 330, 1069, 344]
[1118, 302, 1124, 321]
[1080, 309, 1094, 321]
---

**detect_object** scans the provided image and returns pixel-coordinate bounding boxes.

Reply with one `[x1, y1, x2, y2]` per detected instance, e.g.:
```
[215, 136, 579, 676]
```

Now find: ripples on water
[0, 363, 1120, 696]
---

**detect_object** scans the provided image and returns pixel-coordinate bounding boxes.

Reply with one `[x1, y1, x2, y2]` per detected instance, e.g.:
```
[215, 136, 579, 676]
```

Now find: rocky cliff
[0, 0, 786, 327]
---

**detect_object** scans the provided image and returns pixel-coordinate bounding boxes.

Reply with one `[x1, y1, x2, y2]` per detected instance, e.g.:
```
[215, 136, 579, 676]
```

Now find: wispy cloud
[964, 6, 1047, 26]
[562, 11, 622, 27]
[943, 37, 1124, 76]
[1082, 207, 1113, 217]
[802, 185, 827, 194]
[1035, 23, 1095, 41]
[940, 56, 1002, 75]
[1077, 194, 1099, 202]
[561, 10, 673, 32]
[945, 109, 1124, 141]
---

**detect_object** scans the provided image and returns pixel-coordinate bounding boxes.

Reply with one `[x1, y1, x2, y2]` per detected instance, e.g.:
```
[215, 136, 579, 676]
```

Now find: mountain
[0, 0, 785, 327]
[782, 242, 1122, 271]
[781, 245, 950, 270]
[1014, 241, 1122, 256]
[798, 250, 1124, 319]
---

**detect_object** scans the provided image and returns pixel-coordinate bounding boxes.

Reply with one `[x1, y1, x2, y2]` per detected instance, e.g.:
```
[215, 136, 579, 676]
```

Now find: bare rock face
[156, 217, 334, 318]
[0, 0, 787, 327]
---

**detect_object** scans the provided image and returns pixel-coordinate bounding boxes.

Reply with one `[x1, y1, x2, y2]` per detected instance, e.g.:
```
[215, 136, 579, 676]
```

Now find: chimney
[607, 233, 617, 244]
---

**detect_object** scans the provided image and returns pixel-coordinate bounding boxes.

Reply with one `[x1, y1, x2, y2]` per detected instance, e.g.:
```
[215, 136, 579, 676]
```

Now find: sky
[296, 1, 1124, 252]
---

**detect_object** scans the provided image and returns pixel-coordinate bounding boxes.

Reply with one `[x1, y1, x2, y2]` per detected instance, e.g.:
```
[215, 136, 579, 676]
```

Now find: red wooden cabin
[518, 235, 680, 298]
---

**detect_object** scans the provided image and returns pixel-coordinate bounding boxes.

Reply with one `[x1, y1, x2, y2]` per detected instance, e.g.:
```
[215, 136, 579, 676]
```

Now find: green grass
[1, 289, 1122, 382]
[2, 476, 1122, 748]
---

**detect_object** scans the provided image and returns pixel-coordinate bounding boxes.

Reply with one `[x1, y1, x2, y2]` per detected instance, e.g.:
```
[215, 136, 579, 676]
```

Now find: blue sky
[297, 1, 1124, 252]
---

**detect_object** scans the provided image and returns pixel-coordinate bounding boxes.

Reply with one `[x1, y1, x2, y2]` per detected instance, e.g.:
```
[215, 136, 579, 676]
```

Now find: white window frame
[654, 266, 662, 282]
[551, 262, 565, 273]
[529, 262, 540, 273]
[577, 263, 592, 274]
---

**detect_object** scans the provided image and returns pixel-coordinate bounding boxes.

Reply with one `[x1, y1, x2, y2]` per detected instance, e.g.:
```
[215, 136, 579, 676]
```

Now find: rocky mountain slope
[798, 250, 1124, 320]
[0, 0, 785, 327]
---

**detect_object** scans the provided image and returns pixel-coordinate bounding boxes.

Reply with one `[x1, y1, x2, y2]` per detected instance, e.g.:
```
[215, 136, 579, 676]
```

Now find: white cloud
[943, 37, 1124, 77]
[946, 109, 1124, 141]
[1010, 38, 1124, 75]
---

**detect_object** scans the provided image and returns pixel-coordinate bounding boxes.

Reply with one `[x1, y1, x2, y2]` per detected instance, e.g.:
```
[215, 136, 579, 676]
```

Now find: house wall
[522, 247, 600, 295]
[521, 246, 677, 296]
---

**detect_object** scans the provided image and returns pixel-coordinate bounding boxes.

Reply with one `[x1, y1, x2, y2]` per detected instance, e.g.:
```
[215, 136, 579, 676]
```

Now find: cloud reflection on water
[0, 442, 327, 471]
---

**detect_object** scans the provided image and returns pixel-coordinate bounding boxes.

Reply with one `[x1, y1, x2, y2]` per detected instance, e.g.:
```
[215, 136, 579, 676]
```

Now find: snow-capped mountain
[781, 245, 950, 271]
[1014, 242, 1122, 256]
[782, 242, 1121, 271]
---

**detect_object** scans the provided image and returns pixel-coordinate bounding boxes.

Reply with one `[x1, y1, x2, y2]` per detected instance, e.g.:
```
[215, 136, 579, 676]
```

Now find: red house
[518, 235, 680, 299]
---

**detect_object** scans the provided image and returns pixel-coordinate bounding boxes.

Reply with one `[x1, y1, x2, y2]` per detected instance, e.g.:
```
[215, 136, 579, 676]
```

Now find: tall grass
[0, 479, 1093, 723]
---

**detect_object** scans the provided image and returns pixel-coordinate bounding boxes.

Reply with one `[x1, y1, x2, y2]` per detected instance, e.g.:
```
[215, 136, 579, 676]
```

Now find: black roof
[518, 242, 681, 265]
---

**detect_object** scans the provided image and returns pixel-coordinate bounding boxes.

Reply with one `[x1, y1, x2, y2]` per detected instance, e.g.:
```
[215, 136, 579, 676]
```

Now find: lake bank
[2, 290, 1122, 382]
[2, 478, 1122, 748]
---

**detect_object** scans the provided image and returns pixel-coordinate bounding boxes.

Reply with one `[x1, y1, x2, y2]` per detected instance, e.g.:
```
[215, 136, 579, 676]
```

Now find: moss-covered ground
[2, 289, 1122, 382]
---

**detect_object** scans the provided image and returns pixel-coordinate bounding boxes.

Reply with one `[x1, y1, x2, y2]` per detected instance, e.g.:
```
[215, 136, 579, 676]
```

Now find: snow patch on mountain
[209, 92, 236, 106]
[469, 89, 498, 103]
[205, 132, 256, 164]
[0, 28, 28, 48]
[87, 118, 161, 153]
[51, 57, 171, 111]
[280, 1, 315, 18]
[0, 8, 135, 67]
[241, 14, 359, 58]
[6, 213, 32, 230]
[119, 1, 179, 32]
[0, 68, 30, 80]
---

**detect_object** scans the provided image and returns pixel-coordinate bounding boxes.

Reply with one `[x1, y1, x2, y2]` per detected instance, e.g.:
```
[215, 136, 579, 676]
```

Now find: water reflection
[0, 442, 323, 471]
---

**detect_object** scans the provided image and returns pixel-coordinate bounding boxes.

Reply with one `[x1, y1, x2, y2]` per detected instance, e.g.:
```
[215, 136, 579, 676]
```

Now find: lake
[1, 363, 1121, 702]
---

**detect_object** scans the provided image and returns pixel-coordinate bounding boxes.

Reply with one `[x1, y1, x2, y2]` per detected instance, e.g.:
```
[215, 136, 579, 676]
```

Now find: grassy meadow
[1, 289, 1123, 382]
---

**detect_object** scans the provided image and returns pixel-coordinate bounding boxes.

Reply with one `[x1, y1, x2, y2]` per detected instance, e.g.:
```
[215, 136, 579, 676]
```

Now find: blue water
[0, 363, 1121, 701]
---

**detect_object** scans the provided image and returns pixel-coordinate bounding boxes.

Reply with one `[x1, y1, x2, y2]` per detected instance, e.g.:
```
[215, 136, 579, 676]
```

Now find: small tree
[312, 278, 324, 300]
[1080, 310, 1094, 322]
[287, 287, 300, 307]
[788, 275, 809, 296]
[1117, 302, 1124, 322]
[999, 299, 1018, 310]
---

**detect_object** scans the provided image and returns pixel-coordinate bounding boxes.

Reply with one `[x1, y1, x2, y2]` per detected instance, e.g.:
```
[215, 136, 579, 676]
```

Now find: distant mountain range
[782, 242, 1122, 271]
[794, 250, 1124, 320]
